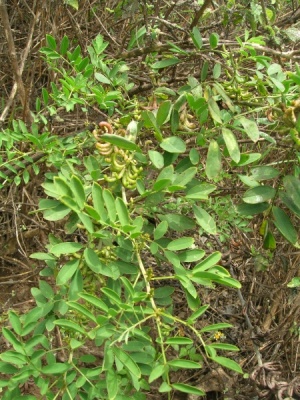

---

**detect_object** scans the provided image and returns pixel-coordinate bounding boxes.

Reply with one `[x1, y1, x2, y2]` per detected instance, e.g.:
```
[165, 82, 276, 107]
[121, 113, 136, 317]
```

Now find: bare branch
[0, 0, 32, 123]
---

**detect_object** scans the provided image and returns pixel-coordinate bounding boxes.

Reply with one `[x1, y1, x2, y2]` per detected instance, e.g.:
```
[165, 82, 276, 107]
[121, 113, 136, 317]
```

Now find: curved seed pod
[126, 168, 138, 180]
[93, 129, 101, 141]
[95, 142, 112, 150]
[111, 153, 126, 171]
[113, 169, 126, 179]
[131, 164, 143, 174]
[123, 178, 136, 189]
[96, 143, 113, 155]
[98, 121, 113, 133]
[123, 170, 137, 186]
[104, 174, 117, 182]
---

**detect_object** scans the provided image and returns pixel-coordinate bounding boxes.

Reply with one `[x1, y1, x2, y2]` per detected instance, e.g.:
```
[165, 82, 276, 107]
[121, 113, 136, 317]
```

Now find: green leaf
[173, 167, 197, 186]
[50, 242, 83, 256]
[167, 237, 195, 251]
[213, 82, 235, 112]
[148, 150, 164, 169]
[222, 128, 240, 163]
[189, 148, 200, 165]
[205, 140, 222, 179]
[237, 116, 260, 142]
[238, 174, 259, 187]
[176, 275, 198, 299]
[153, 179, 172, 192]
[103, 189, 116, 222]
[201, 60, 209, 81]
[157, 100, 172, 127]
[54, 176, 72, 197]
[2, 329, 24, 353]
[92, 183, 107, 221]
[39, 280, 54, 299]
[142, 110, 163, 142]
[151, 58, 180, 69]
[243, 186, 276, 204]
[42, 88, 49, 106]
[184, 288, 201, 310]
[211, 356, 243, 374]
[156, 165, 175, 181]
[250, 166, 280, 180]
[192, 272, 241, 288]
[30, 252, 56, 260]
[192, 252, 221, 273]
[101, 134, 141, 152]
[46, 34, 57, 50]
[209, 343, 239, 351]
[8, 311, 22, 335]
[186, 183, 216, 200]
[236, 202, 269, 215]
[149, 364, 167, 383]
[263, 230, 276, 250]
[168, 359, 201, 369]
[200, 323, 232, 333]
[191, 27, 203, 49]
[209, 33, 219, 49]
[272, 206, 298, 245]
[60, 195, 81, 213]
[113, 347, 141, 378]
[128, 25, 147, 50]
[178, 249, 205, 263]
[60, 35, 69, 54]
[213, 63, 221, 79]
[287, 277, 300, 288]
[160, 136, 186, 153]
[0, 351, 27, 365]
[188, 305, 209, 321]
[289, 72, 300, 85]
[171, 109, 180, 133]
[208, 97, 222, 124]
[67, 301, 97, 323]
[78, 293, 108, 313]
[270, 77, 285, 92]
[53, 319, 86, 335]
[95, 72, 111, 84]
[172, 383, 205, 395]
[158, 214, 196, 232]
[101, 288, 121, 305]
[115, 197, 130, 226]
[281, 176, 300, 218]
[41, 362, 70, 374]
[164, 250, 181, 269]
[232, 153, 261, 166]
[165, 337, 193, 345]
[78, 212, 94, 233]
[0, 362, 18, 374]
[69, 175, 85, 209]
[154, 221, 168, 240]
[106, 369, 118, 400]
[193, 205, 217, 234]
[84, 248, 103, 274]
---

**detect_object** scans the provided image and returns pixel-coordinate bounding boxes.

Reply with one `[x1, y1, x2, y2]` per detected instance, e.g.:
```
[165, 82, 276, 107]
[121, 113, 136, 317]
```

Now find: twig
[0, 0, 33, 124]
[189, 0, 213, 30]
[0, 0, 40, 124]
[230, 265, 263, 367]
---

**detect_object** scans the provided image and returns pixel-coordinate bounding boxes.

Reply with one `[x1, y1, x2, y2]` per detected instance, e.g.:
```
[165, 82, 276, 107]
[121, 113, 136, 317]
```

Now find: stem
[189, 0, 213, 30]
[0, 0, 33, 124]
[135, 244, 170, 370]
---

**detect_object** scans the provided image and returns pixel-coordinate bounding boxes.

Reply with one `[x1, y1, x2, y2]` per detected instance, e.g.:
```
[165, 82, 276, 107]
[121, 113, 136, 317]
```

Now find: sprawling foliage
[0, 0, 299, 399]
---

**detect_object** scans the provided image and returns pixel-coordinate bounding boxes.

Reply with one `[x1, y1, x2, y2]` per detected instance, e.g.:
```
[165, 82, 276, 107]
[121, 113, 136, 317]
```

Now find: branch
[189, 0, 213, 30]
[0, 0, 33, 124]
